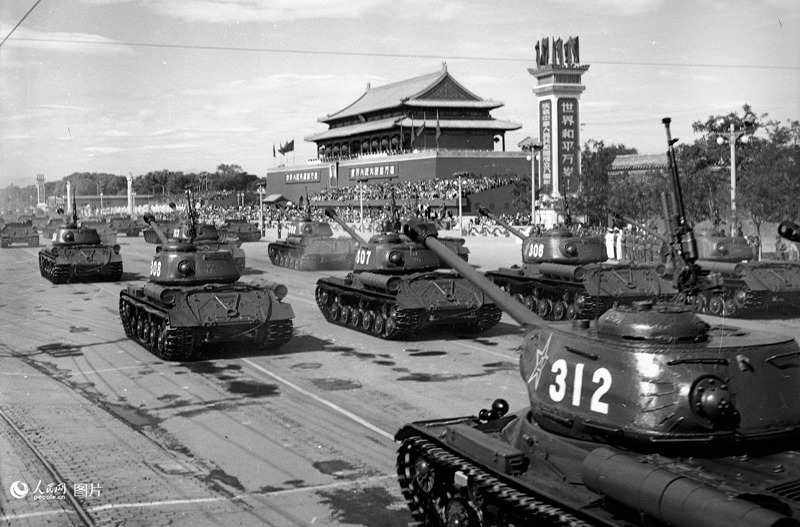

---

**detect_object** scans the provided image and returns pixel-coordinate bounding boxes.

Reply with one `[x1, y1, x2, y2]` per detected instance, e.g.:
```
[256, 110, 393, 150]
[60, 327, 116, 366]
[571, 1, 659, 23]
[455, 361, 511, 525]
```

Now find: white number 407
[548, 359, 612, 414]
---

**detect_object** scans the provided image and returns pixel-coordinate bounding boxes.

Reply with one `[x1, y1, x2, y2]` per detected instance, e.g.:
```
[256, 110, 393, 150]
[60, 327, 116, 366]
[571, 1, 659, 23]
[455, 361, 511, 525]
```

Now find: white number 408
[548, 359, 612, 414]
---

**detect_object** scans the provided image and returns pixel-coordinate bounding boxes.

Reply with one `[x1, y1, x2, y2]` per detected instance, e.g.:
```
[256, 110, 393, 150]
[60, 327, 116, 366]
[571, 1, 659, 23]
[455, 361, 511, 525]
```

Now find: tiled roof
[305, 117, 521, 142]
[610, 153, 668, 172]
[319, 66, 490, 123]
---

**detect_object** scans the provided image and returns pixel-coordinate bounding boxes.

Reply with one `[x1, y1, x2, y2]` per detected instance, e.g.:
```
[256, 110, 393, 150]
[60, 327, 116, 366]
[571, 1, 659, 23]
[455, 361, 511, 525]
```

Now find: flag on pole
[410, 115, 415, 147]
[284, 139, 294, 153]
[415, 114, 426, 140]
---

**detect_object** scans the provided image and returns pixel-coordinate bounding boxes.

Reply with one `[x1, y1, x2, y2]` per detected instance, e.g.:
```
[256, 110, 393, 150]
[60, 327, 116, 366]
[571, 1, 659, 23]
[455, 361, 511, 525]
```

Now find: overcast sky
[1, 0, 798, 189]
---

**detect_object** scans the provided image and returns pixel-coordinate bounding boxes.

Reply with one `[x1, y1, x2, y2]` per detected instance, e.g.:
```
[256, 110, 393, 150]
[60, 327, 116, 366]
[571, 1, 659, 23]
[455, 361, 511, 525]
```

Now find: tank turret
[38, 199, 122, 283]
[119, 190, 293, 361]
[153, 200, 247, 274]
[395, 128, 800, 526]
[314, 207, 501, 339]
[619, 128, 800, 317]
[267, 191, 357, 270]
[478, 206, 672, 321]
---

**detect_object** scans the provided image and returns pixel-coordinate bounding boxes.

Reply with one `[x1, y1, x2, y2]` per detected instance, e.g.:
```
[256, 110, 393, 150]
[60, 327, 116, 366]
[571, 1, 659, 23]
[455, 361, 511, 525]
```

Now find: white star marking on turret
[527, 333, 552, 390]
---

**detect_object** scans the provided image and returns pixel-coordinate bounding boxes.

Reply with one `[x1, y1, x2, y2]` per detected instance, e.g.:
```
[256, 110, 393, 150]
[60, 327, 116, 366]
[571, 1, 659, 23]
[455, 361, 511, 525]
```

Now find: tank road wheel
[445, 499, 480, 527]
[339, 305, 351, 325]
[694, 294, 709, 313]
[523, 295, 537, 312]
[372, 314, 385, 336]
[156, 324, 168, 356]
[514, 293, 526, 305]
[537, 298, 553, 319]
[566, 304, 579, 320]
[723, 298, 738, 317]
[135, 316, 146, 342]
[361, 310, 374, 331]
[349, 309, 362, 328]
[397, 442, 452, 527]
[329, 297, 341, 321]
[708, 295, 724, 316]
[553, 300, 567, 321]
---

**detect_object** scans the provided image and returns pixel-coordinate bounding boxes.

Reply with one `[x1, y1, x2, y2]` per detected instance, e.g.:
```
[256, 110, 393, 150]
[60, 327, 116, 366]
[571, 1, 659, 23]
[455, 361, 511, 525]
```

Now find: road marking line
[241, 358, 395, 441]
[455, 341, 517, 361]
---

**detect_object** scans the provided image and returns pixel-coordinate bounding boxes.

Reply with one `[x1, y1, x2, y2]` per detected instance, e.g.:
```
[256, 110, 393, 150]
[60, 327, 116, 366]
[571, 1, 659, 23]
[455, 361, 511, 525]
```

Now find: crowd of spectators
[311, 174, 520, 203]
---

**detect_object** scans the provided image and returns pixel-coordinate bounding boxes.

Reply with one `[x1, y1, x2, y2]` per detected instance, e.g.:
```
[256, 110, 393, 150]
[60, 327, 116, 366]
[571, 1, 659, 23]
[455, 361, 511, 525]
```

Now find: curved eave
[403, 100, 503, 110]
[306, 117, 521, 142]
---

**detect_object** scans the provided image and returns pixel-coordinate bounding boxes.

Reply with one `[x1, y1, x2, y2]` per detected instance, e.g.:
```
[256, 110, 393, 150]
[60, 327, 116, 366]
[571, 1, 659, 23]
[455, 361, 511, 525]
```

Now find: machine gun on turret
[661, 117, 704, 297]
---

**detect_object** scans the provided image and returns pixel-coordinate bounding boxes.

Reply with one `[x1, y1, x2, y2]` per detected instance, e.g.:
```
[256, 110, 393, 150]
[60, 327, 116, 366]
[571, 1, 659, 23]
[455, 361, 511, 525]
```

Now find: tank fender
[582, 447, 799, 527]
[696, 260, 746, 278]
[357, 272, 402, 292]
[539, 262, 586, 281]
[142, 282, 181, 305]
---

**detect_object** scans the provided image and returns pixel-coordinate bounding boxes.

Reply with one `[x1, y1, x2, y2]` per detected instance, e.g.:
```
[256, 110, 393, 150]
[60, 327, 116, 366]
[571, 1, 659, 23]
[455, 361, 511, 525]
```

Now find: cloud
[147, 0, 387, 24]
[0, 27, 130, 55]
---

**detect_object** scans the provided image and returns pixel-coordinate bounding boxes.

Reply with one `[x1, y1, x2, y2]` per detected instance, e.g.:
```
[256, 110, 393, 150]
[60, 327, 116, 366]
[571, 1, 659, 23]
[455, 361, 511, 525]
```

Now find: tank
[1, 220, 39, 248]
[41, 218, 64, 238]
[143, 217, 180, 243]
[107, 214, 141, 237]
[81, 217, 118, 246]
[394, 194, 800, 526]
[38, 204, 123, 283]
[146, 204, 246, 274]
[267, 201, 357, 271]
[478, 207, 671, 321]
[314, 208, 501, 339]
[219, 218, 261, 243]
[118, 191, 294, 361]
[617, 214, 800, 319]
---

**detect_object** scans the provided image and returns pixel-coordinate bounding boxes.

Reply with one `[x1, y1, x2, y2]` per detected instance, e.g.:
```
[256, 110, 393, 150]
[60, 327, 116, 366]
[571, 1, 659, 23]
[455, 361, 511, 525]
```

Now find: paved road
[1, 229, 798, 526]
[0, 232, 531, 526]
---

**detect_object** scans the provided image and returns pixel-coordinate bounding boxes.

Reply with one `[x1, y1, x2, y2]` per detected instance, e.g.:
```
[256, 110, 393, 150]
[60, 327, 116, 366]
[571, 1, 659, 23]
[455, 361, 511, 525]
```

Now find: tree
[577, 140, 637, 225]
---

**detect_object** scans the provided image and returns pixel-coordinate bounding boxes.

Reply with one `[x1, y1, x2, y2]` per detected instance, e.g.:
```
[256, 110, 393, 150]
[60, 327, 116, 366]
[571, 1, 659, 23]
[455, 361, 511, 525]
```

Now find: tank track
[263, 319, 294, 349]
[315, 281, 500, 340]
[39, 255, 122, 283]
[39, 254, 70, 284]
[487, 273, 602, 321]
[119, 296, 198, 361]
[397, 435, 592, 527]
[688, 285, 800, 318]
[268, 244, 352, 271]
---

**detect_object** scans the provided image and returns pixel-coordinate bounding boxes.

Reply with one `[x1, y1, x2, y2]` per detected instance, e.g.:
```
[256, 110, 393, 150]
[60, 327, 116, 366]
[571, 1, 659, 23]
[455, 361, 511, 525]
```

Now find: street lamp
[711, 112, 756, 234]
[527, 143, 543, 225]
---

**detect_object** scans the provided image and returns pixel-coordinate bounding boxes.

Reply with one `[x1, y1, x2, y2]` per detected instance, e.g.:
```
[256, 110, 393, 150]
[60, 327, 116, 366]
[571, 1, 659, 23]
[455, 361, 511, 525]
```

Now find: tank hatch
[596, 301, 708, 343]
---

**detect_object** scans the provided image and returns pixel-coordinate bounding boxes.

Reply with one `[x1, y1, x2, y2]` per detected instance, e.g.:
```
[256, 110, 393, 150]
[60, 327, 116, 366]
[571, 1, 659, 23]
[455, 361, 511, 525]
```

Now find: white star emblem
[527, 333, 552, 390]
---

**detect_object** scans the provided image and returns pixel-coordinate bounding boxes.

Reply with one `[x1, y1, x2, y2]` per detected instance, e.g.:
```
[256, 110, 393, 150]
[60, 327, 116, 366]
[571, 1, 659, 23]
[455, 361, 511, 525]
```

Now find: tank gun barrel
[403, 219, 541, 329]
[612, 213, 670, 244]
[478, 207, 527, 240]
[142, 215, 171, 245]
[778, 221, 800, 243]
[324, 208, 367, 246]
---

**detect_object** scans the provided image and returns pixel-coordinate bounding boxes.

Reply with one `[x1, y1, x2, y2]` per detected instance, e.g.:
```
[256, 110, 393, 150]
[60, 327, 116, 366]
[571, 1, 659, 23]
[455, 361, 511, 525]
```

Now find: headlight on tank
[113, 244, 121, 254]
[272, 284, 288, 300]
[388, 251, 404, 266]
[160, 289, 177, 306]
[50, 246, 60, 256]
[715, 242, 728, 255]
[734, 288, 748, 307]
[574, 291, 587, 312]
[562, 242, 578, 257]
[303, 225, 313, 234]
[64, 232, 75, 242]
[177, 260, 195, 276]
